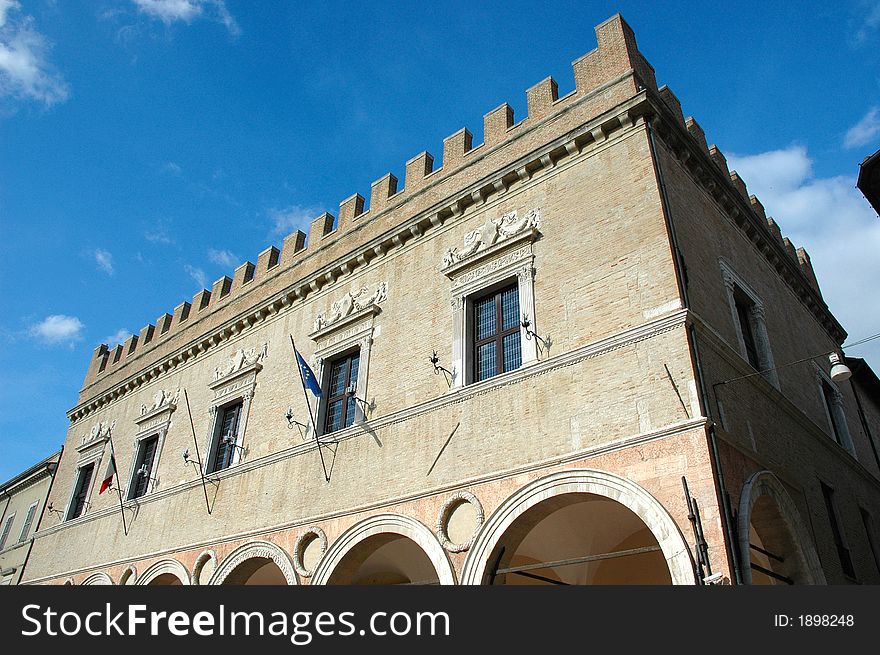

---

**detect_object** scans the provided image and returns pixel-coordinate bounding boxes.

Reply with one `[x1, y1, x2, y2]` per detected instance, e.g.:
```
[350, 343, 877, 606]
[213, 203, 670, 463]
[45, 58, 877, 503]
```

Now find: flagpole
[183, 389, 213, 515]
[289, 334, 330, 482]
[107, 430, 128, 536]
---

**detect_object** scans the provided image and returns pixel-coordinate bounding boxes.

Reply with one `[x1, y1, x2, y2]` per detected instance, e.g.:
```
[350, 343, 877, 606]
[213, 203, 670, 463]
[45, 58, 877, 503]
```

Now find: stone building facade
[1, 452, 60, 585]
[22, 15, 880, 586]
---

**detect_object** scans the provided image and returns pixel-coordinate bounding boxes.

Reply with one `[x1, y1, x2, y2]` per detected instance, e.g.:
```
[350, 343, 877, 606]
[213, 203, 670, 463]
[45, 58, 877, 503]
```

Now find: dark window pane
[502, 332, 522, 373]
[477, 341, 497, 381]
[735, 296, 760, 369]
[821, 483, 856, 578]
[349, 353, 360, 390]
[70, 464, 94, 519]
[822, 380, 842, 445]
[475, 295, 496, 341]
[323, 349, 361, 434]
[329, 359, 348, 396]
[345, 396, 357, 428]
[501, 286, 520, 331]
[326, 399, 343, 433]
[132, 436, 159, 499]
[211, 403, 242, 473]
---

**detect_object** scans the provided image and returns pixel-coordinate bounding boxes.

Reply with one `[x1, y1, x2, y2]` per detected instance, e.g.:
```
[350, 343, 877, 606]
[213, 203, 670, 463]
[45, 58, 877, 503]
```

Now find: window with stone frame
[442, 208, 542, 389]
[207, 401, 243, 474]
[815, 368, 856, 457]
[0, 513, 15, 550]
[720, 260, 778, 387]
[322, 348, 361, 434]
[471, 281, 522, 383]
[127, 434, 160, 500]
[820, 482, 856, 579]
[17, 502, 38, 543]
[67, 463, 95, 520]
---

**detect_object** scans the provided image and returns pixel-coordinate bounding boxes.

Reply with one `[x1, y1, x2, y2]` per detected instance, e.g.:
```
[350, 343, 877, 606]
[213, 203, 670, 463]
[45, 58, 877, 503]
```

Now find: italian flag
[99, 453, 116, 494]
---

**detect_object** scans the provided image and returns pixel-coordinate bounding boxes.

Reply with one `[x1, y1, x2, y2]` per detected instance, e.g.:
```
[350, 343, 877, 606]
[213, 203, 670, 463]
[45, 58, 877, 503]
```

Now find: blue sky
[1, 0, 879, 481]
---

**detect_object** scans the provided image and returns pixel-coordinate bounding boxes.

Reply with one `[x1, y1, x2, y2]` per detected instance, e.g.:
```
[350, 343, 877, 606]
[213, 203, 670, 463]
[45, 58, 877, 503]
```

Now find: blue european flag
[295, 348, 323, 397]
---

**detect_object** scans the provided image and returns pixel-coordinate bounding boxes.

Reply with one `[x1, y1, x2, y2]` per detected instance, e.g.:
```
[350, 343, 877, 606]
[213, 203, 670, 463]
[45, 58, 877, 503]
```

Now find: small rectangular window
[821, 379, 843, 446]
[0, 514, 15, 550]
[323, 350, 360, 434]
[17, 502, 39, 543]
[209, 402, 242, 474]
[472, 283, 521, 383]
[129, 435, 160, 499]
[734, 291, 760, 370]
[820, 482, 856, 578]
[68, 464, 95, 520]
[860, 508, 880, 575]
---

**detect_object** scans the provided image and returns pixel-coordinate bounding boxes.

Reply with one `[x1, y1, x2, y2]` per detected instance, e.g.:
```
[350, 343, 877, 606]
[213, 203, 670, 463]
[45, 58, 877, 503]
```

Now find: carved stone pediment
[76, 420, 116, 453]
[310, 305, 380, 342]
[312, 282, 387, 335]
[441, 208, 540, 273]
[137, 388, 179, 422]
[212, 343, 268, 383]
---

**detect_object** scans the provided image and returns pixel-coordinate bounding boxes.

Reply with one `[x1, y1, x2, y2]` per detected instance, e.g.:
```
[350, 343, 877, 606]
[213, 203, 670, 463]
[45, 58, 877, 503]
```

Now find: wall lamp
[46, 502, 65, 518]
[429, 350, 454, 388]
[521, 314, 551, 351]
[285, 406, 309, 430]
[346, 384, 375, 414]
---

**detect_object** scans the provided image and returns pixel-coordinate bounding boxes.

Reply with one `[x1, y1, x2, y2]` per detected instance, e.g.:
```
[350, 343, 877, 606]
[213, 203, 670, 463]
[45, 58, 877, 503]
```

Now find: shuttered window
[210, 402, 242, 473]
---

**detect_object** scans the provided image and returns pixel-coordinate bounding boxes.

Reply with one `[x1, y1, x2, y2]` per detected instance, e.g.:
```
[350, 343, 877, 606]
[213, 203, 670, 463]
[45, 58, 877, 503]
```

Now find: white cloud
[132, 0, 239, 35]
[94, 248, 114, 275]
[268, 205, 318, 237]
[727, 146, 880, 367]
[854, 1, 880, 44]
[207, 247, 239, 268]
[0, 1, 69, 106]
[162, 161, 183, 176]
[29, 315, 84, 345]
[185, 264, 207, 289]
[104, 328, 132, 345]
[844, 107, 880, 149]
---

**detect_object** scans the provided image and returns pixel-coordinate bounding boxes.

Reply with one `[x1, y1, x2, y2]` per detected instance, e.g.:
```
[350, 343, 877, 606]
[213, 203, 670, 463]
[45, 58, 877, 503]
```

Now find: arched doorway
[461, 470, 695, 585]
[478, 493, 672, 584]
[738, 471, 826, 585]
[312, 514, 456, 585]
[149, 573, 183, 586]
[136, 559, 190, 585]
[327, 533, 439, 585]
[209, 541, 298, 585]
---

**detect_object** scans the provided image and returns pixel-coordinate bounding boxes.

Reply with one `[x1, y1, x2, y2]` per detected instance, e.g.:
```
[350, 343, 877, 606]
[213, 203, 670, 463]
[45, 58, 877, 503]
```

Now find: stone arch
[737, 470, 826, 585]
[460, 469, 696, 585]
[81, 572, 113, 585]
[192, 550, 217, 586]
[311, 513, 456, 586]
[136, 559, 191, 585]
[117, 565, 137, 586]
[208, 541, 298, 585]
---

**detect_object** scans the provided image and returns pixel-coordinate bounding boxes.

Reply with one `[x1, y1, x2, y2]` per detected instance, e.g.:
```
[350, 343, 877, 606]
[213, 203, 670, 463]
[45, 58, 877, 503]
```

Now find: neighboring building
[22, 15, 880, 587]
[857, 149, 880, 216]
[0, 451, 61, 585]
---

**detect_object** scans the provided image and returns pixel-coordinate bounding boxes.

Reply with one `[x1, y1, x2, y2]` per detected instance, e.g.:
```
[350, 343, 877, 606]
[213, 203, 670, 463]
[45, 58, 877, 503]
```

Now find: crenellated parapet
[78, 12, 839, 415]
[83, 13, 662, 391]
[644, 91, 842, 342]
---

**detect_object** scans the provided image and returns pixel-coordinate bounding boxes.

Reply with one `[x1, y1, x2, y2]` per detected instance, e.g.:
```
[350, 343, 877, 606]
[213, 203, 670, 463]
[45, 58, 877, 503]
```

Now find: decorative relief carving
[213, 343, 268, 381]
[451, 245, 532, 290]
[314, 282, 387, 332]
[139, 388, 179, 416]
[293, 527, 328, 578]
[80, 420, 116, 447]
[436, 491, 484, 553]
[442, 208, 540, 267]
